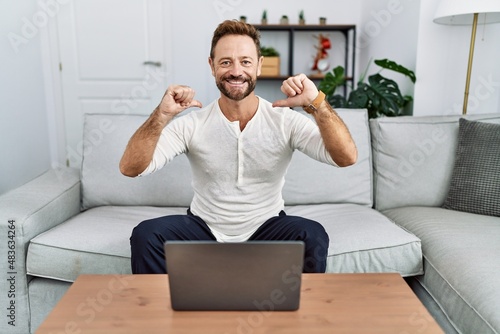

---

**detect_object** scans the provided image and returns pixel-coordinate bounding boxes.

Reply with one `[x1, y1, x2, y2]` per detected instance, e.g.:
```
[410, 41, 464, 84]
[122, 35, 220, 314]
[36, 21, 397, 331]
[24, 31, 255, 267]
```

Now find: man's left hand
[272, 73, 318, 108]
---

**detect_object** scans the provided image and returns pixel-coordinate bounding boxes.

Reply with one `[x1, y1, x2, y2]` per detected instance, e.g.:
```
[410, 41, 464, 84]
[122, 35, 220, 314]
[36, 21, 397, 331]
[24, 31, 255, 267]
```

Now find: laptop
[164, 241, 304, 311]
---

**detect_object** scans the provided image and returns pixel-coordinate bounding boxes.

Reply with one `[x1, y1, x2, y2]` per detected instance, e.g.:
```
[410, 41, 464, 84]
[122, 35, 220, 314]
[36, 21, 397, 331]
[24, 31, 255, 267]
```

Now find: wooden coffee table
[36, 273, 443, 333]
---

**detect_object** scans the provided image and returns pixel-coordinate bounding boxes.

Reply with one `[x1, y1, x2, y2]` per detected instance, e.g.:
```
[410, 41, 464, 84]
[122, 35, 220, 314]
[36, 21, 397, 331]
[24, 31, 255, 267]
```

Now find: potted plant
[318, 58, 416, 118]
[261, 46, 280, 57]
[260, 46, 280, 77]
[299, 10, 305, 25]
[280, 15, 289, 25]
[261, 10, 267, 25]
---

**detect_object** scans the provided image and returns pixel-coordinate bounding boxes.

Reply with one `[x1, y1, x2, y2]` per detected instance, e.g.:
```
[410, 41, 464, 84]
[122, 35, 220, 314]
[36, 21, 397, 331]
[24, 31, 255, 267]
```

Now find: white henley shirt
[140, 97, 337, 242]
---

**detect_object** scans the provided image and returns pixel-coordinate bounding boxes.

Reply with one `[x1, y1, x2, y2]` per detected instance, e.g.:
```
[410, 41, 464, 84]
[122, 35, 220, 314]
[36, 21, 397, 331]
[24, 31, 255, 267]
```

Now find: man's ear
[208, 57, 216, 77]
[257, 56, 263, 77]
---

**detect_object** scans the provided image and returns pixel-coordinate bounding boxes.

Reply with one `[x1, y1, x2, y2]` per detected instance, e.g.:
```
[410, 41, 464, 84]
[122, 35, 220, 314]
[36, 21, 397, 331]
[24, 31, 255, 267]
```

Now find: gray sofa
[1, 109, 499, 334]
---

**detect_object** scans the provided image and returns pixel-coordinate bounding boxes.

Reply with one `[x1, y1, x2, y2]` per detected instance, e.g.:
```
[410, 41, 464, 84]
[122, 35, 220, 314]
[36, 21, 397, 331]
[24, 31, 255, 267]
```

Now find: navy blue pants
[130, 210, 329, 274]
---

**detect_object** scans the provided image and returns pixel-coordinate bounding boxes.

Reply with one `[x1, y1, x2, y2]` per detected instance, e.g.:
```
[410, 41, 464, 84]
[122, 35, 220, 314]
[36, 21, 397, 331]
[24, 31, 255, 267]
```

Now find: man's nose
[229, 62, 244, 76]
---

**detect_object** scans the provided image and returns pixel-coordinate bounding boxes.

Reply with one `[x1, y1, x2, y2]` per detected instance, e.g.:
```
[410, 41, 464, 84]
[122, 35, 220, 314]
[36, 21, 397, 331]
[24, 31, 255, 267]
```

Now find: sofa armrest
[0, 167, 80, 333]
[0, 167, 81, 249]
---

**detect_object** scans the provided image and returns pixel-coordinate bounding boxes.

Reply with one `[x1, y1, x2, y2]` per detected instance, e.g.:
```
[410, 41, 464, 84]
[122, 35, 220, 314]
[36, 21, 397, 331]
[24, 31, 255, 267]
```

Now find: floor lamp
[433, 0, 500, 115]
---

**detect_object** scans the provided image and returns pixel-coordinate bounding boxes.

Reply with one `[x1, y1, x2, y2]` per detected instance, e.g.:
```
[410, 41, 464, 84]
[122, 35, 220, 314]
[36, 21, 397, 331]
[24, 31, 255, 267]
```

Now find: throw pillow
[442, 118, 500, 217]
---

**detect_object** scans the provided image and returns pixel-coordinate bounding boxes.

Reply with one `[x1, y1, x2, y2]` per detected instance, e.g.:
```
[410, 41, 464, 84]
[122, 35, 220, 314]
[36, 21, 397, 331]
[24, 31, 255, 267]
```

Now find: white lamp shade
[434, 0, 500, 25]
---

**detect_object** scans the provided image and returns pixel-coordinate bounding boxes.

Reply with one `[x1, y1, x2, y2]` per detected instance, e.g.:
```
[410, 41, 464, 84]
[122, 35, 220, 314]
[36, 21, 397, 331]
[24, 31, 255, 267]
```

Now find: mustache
[223, 75, 249, 81]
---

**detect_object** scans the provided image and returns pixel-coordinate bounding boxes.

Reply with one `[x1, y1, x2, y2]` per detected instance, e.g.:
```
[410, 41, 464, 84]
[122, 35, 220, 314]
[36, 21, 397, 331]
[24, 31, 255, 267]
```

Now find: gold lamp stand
[434, 1, 500, 115]
[463, 13, 479, 115]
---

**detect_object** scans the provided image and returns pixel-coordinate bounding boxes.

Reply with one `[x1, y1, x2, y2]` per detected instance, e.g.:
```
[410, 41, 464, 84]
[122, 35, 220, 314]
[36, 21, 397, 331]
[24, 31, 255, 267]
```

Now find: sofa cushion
[286, 204, 422, 276]
[27, 206, 188, 282]
[443, 119, 500, 217]
[383, 206, 500, 333]
[82, 109, 372, 210]
[27, 204, 422, 282]
[370, 113, 500, 211]
[81, 114, 194, 210]
[283, 109, 373, 206]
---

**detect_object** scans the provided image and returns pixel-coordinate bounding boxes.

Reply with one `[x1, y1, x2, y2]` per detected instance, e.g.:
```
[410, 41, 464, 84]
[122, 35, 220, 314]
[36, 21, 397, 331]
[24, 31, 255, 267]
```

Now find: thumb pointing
[190, 99, 203, 108]
[272, 99, 289, 108]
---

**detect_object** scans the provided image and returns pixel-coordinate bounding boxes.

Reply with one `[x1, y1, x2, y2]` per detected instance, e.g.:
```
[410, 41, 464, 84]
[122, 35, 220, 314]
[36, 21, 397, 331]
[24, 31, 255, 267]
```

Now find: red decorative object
[311, 34, 331, 73]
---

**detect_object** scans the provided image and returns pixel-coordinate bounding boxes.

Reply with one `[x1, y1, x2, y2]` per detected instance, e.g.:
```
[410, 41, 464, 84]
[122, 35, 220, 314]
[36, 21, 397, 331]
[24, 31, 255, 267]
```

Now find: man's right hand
[120, 84, 201, 177]
[156, 85, 203, 119]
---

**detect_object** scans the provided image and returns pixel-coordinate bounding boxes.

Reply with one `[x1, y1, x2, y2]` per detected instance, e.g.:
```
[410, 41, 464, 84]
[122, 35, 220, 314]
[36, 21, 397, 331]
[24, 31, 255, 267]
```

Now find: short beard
[216, 75, 256, 101]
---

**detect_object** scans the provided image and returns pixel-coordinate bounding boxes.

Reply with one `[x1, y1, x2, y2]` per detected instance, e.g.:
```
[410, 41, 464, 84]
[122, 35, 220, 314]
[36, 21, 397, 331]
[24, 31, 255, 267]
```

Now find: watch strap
[303, 90, 326, 114]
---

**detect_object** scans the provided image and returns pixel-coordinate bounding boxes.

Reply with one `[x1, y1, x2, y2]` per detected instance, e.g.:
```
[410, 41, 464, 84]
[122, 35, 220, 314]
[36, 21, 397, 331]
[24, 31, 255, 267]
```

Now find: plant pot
[261, 57, 280, 77]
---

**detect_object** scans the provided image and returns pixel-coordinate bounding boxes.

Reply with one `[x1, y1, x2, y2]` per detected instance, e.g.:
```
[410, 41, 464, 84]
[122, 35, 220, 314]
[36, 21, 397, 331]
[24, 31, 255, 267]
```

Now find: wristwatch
[303, 90, 326, 114]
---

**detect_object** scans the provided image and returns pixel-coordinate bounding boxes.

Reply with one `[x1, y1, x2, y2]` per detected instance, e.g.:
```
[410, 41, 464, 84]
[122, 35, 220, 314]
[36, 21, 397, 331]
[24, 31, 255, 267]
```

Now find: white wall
[358, 0, 420, 113]
[413, 0, 500, 116]
[0, 1, 51, 194]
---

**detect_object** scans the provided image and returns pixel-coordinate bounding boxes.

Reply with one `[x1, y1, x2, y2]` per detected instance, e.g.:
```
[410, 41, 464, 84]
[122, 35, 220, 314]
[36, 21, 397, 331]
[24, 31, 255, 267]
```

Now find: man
[120, 20, 357, 274]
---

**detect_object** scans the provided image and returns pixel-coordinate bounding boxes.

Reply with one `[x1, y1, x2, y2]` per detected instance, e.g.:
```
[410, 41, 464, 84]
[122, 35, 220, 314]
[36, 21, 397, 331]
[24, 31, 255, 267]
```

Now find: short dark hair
[210, 20, 261, 59]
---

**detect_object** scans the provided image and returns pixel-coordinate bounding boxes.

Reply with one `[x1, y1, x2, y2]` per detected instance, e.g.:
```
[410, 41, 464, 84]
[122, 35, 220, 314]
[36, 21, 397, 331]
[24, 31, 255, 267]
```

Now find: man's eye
[242, 60, 252, 66]
[220, 61, 231, 66]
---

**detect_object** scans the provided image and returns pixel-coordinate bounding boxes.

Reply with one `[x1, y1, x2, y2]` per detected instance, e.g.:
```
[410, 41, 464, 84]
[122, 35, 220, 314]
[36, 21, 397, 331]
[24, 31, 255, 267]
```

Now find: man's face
[209, 34, 262, 101]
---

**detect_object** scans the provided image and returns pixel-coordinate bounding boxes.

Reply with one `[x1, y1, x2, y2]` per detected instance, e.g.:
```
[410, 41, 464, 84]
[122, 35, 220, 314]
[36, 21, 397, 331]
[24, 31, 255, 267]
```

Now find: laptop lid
[164, 241, 304, 311]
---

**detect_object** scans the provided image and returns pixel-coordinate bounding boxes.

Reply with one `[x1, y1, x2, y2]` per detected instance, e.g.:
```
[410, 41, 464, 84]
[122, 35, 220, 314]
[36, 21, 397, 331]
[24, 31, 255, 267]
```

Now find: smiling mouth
[224, 76, 247, 86]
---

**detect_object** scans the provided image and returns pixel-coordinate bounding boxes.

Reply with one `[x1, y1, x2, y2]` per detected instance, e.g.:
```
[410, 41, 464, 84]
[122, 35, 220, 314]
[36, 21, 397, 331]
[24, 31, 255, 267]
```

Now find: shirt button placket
[237, 135, 244, 186]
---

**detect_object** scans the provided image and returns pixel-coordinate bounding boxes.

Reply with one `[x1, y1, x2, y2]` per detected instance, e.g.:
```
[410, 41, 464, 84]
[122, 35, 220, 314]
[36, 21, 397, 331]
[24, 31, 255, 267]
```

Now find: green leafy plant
[260, 46, 280, 57]
[318, 59, 416, 118]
